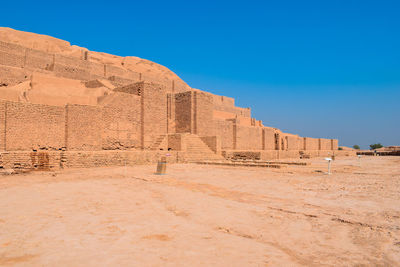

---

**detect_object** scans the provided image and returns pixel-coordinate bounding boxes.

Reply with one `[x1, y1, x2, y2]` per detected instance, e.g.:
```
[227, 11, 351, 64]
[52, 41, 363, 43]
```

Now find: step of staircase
[184, 134, 225, 162]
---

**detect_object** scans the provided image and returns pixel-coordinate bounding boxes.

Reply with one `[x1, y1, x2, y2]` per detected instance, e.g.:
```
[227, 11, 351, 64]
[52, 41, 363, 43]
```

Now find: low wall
[0, 150, 186, 171]
[222, 150, 354, 160]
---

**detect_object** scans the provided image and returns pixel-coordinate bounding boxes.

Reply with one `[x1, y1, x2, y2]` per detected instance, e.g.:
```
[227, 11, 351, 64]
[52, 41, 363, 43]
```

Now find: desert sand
[0, 156, 399, 266]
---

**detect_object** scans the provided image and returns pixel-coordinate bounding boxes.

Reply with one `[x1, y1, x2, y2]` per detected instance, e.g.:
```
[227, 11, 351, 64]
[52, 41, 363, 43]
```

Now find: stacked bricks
[0, 100, 5, 150]
[101, 92, 141, 150]
[0, 41, 25, 68]
[304, 137, 319, 150]
[5, 101, 65, 151]
[140, 82, 167, 149]
[214, 119, 234, 150]
[65, 104, 102, 150]
[262, 127, 276, 150]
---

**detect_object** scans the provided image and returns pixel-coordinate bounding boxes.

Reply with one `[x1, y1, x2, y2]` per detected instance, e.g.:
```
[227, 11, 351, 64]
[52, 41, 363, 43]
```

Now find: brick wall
[331, 139, 339, 150]
[304, 137, 319, 150]
[212, 93, 251, 117]
[193, 91, 214, 136]
[87, 61, 105, 79]
[0, 41, 25, 68]
[106, 65, 137, 80]
[0, 101, 5, 150]
[5, 101, 65, 150]
[212, 94, 235, 107]
[319, 138, 332, 150]
[141, 82, 167, 149]
[66, 105, 102, 150]
[175, 91, 192, 133]
[0, 150, 186, 170]
[167, 93, 176, 133]
[285, 135, 300, 150]
[298, 137, 305, 150]
[235, 125, 263, 150]
[25, 49, 53, 70]
[101, 92, 141, 150]
[52, 54, 91, 81]
[114, 83, 142, 95]
[168, 134, 185, 151]
[0, 65, 29, 86]
[214, 119, 234, 150]
[174, 91, 214, 136]
[262, 127, 276, 150]
[214, 104, 251, 117]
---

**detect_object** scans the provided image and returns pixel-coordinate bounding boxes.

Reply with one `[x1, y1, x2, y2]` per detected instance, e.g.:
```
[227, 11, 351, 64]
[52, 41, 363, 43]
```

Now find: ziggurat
[0, 28, 348, 170]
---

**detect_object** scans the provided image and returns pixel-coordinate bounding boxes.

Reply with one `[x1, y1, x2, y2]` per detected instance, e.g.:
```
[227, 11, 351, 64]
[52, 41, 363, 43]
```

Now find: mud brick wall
[142, 74, 173, 92]
[114, 83, 142, 95]
[298, 137, 305, 150]
[52, 54, 91, 80]
[214, 104, 251, 118]
[101, 93, 141, 150]
[108, 76, 138, 87]
[66, 105, 102, 150]
[167, 93, 176, 133]
[141, 82, 167, 149]
[168, 134, 185, 151]
[235, 107, 251, 117]
[304, 137, 319, 150]
[175, 91, 193, 133]
[222, 151, 261, 160]
[0, 65, 29, 86]
[319, 138, 332, 150]
[262, 127, 276, 150]
[175, 91, 214, 136]
[285, 135, 300, 150]
[0, 101, 5, 150]
[235, 125, 263, 150]
[280, 135, 287, 151]
[105, 65, 140, 80]
[0, 151, 62, 170]
[87, 61, 105, 78]
[25, 49, 53, 70]
[212, 93, 251, 118]
[5, 101, 65, 151]
[331, 139, 338, 150]
[214, 119, 234, 150]
[212, 94, 235, 107]
[0, 41, 26, 68]
[193, 91, 214, 136]
[0, 150, 187, 170]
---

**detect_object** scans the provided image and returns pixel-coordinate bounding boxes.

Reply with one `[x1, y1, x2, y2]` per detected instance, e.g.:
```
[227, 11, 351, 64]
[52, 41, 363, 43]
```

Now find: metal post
[325, 157, 332, 175]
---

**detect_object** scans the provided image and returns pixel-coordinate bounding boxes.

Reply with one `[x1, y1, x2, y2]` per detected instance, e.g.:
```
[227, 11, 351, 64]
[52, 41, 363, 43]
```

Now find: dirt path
[0, 156, 399, 266]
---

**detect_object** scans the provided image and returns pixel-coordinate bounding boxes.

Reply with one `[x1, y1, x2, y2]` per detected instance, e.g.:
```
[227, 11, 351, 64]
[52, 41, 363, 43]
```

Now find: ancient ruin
[0, 27, 351, 170]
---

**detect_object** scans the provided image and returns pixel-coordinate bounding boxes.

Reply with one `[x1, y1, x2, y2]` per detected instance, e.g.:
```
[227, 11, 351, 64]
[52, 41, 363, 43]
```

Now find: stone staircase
[184, 134, 225, 162]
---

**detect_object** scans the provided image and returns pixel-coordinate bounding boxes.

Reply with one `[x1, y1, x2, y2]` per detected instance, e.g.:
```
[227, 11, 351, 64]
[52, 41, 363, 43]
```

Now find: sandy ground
[0, 156, 399, 266]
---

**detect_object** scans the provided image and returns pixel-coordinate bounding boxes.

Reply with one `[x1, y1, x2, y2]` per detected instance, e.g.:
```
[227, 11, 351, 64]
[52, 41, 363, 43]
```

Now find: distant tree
[338, 147, 343, 150]
[353, 145, 360, 150]
[370, 143, 383, 150]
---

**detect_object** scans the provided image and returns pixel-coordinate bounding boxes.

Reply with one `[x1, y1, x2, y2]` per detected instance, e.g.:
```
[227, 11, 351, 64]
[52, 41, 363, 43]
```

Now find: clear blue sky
[2, 0, 399, 149]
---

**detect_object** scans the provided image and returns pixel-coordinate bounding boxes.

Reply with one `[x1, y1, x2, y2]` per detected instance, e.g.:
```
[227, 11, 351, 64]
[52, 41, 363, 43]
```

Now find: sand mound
[2, 73, 112, 106]
[0, 27, 188, 87]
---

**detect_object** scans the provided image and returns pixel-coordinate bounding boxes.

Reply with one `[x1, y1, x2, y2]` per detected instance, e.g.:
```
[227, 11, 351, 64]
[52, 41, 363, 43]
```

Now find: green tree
[370, 143, 383, 150]
[353, 145, 360, 150]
